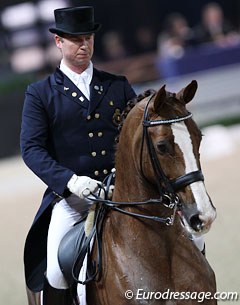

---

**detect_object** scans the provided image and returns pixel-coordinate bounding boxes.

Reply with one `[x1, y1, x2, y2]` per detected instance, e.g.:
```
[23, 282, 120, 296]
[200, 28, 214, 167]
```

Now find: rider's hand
[67, 174, 103, 201]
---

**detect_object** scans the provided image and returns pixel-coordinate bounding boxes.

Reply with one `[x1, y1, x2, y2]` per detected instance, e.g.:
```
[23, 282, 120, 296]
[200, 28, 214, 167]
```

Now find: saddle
[58, 204, 106, 287]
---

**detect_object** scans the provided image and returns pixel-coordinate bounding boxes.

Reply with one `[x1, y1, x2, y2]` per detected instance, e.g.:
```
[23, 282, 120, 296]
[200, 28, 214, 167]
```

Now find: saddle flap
[58, 220, 89, 286]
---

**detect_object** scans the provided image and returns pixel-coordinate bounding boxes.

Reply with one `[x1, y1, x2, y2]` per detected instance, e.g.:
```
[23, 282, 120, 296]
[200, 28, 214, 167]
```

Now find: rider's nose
[80, 42, 88, 49]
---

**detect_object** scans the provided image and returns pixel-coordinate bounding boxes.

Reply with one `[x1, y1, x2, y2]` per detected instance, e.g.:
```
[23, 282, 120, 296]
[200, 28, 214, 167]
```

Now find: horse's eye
[157, 140, 171, 155]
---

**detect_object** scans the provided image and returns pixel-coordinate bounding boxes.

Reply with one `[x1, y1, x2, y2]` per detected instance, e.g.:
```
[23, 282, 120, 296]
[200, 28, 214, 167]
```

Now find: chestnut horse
[83, 80, 217, 305]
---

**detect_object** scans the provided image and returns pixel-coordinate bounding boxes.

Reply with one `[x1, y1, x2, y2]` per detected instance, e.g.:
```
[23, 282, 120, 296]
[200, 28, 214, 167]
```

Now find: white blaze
[172, 122, 215, 223]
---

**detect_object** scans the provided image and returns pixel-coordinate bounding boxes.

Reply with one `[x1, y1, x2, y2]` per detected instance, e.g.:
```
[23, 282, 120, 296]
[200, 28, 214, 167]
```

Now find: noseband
[141, 93, 204, 202]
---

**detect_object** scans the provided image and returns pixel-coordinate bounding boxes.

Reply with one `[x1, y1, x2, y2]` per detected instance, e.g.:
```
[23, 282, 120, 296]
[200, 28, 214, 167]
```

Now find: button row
[94, 169, 109, 176]
[91, 150, 106, 157]
[87, 113, 100, 120]
[88, 132, 103, 138]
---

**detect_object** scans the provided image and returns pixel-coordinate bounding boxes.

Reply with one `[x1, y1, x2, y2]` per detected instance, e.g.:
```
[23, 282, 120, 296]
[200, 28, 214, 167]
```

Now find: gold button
[72, 92, 77, 97]
[109, 101, 114, 106]
[98, 132, 103, 137]
[101, 150, 106, 155]
[87, 115, 91, 120]
[103, 169, 108, 175]
[88, 132, 94, 138]
[91, 152, 97, 157]
[94, 171, 99, 176]
[95, 113, 100, 119]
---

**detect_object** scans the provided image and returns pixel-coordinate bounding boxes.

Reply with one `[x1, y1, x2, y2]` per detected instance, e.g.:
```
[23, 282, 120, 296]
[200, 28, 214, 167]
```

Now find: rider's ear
[180, 80, 198, 104]
[153, 85, 166, 113]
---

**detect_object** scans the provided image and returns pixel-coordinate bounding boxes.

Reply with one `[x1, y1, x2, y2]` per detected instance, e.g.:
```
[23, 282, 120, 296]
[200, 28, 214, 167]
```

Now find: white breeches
[46, 195, 89, 289]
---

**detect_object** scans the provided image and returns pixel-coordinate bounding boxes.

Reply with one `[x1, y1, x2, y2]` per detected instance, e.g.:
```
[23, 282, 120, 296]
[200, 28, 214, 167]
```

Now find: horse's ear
[153, 85, 166, 112]
[179, 80, 198, 104]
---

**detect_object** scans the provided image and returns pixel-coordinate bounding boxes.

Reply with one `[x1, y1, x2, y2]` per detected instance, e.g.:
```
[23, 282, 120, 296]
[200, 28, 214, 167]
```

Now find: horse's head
[137, 80, 216, 235]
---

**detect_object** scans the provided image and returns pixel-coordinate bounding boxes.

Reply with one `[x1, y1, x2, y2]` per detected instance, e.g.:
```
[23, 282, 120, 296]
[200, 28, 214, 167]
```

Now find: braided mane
[115, 89, 155, 144]
[117, 89, 156, 139]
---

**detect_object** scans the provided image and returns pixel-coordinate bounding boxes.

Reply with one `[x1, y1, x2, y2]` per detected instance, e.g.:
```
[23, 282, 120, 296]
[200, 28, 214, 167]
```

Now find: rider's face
[55, 34, 94, 71]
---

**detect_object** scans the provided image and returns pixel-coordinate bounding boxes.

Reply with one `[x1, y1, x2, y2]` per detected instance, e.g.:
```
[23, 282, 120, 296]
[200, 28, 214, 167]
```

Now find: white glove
[67, 174, 103, 200]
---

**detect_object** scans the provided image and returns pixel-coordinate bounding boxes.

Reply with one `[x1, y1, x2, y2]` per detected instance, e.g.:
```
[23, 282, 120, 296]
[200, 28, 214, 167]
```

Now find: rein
[88, 191, 179, 226]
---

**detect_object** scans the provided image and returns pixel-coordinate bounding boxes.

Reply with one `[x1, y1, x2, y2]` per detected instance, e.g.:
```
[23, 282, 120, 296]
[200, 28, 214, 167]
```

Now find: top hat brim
[49, 23, 101, 36]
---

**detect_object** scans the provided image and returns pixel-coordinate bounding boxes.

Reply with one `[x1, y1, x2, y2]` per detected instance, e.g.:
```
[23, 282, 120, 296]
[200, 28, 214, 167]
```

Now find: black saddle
[58, 218, 91, 286]
[58, 205, 107, 287]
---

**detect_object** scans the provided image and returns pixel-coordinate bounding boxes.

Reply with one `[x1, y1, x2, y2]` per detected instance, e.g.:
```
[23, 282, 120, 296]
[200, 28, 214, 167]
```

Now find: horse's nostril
[190, 214, 204, 232]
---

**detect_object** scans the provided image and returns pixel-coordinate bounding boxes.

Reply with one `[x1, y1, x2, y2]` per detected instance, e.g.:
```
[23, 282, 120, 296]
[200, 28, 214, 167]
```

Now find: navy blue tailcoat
[20, 67, 136, 291]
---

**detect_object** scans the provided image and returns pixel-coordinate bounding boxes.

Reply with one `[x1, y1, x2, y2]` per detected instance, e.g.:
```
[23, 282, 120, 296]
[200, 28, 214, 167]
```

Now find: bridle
[86, 93, 204, 226]
[140, 93, 204, 213]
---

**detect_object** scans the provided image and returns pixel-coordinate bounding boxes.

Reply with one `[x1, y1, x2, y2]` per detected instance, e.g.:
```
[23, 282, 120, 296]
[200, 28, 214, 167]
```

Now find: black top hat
[49, 6, 101, 36]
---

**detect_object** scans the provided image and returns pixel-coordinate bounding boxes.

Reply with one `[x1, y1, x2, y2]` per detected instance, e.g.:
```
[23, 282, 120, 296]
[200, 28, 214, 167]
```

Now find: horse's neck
[114, 148, 156, 202]
[113, 161, 153, 202]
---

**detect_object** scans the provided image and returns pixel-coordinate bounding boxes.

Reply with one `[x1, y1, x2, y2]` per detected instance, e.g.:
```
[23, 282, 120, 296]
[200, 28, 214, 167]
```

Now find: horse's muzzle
[180, 204, 216, 234]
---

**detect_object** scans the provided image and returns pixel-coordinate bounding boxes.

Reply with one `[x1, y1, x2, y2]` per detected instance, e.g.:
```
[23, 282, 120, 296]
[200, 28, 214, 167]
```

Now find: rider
[20, 6, 136, 305]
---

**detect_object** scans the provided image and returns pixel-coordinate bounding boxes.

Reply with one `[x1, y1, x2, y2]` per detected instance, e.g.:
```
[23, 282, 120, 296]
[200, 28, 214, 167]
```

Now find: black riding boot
[43, 277, 74, 305]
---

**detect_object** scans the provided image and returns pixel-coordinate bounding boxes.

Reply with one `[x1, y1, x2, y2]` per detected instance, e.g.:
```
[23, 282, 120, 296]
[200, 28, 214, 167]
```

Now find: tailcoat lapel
[88, 68, 111, 114]
[53, 68, 89, 109]
[52, 68, 112, 113]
